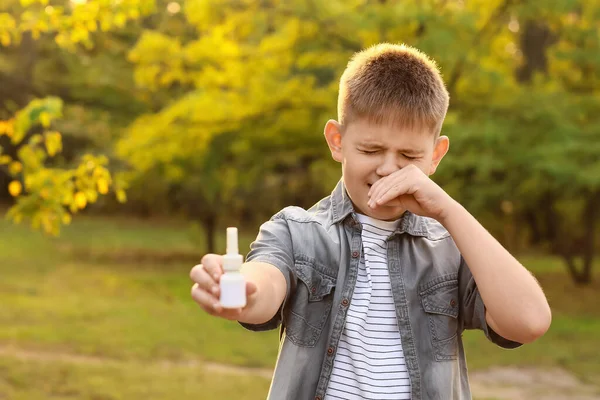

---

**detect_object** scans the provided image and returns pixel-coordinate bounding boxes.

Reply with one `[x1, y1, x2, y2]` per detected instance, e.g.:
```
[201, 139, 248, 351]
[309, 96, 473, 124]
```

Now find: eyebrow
[357, 142, 423, 155]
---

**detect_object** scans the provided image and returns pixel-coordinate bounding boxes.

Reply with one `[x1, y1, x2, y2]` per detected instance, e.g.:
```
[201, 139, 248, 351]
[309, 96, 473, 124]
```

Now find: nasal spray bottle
[219, 227, 246, 309]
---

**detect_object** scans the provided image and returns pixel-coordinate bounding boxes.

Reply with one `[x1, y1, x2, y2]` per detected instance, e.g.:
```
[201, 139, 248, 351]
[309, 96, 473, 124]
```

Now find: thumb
[246, 281, 258, 296]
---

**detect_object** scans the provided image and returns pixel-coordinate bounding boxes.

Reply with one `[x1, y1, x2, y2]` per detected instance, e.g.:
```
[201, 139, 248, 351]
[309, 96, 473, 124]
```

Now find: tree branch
[446, 0, 515, 97]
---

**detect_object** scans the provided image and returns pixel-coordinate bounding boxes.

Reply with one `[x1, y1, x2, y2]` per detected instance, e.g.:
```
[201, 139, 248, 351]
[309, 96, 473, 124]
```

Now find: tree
[116, 0, 343, 251]
[0, 97, 119, 234]
[0, 0, 155, 234]
[3, 0, 598, 282]
[435, 1, 600, 283]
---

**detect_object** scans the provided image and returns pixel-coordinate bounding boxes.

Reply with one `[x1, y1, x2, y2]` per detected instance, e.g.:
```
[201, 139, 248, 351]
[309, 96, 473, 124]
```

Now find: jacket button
[351, 251, 359, 258]
[327, 347, 334, 355]
[341, 298, 349, 307]
[450, 299, 457, 307]
[311, 286, 317, 294]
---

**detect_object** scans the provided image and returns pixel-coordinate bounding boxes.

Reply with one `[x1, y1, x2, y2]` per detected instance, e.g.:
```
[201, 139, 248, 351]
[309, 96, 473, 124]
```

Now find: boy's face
[324, 118, 449, 221]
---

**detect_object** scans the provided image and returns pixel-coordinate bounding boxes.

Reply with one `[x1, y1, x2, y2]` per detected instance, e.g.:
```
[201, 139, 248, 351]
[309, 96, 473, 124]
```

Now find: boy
[190, 43, 551, 399]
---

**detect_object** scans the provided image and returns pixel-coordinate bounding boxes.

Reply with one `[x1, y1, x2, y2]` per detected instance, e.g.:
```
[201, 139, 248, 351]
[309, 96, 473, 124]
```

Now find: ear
[428, 135, 449, 175]
[324, 119, 343, 163]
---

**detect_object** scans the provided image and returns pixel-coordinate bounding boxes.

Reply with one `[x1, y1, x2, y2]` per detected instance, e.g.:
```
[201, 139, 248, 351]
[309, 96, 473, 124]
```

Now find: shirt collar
[329, 179, 429, 238]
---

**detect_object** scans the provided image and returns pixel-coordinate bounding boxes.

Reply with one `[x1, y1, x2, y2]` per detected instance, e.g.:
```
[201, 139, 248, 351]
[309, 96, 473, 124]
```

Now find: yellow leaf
[87, 20, 97, 32]
[114, 13, 127, 28]
[62, 213, 72, 225]
[128, 9, 140, 19]
[0, 33, 10, 47]
[97, 178, 109, 194]
[62, 192, 73, 205]
[93, 166, 105, 178]
[85, 190, 98, 203]
[55, 32, 69, 47]
[100, 18, 112, 32]
[29, 134, 43, 145]
[74, 191, 87, 209]
[0, 155, 12, 165]
[8, 180, 22, 197]
[40, 188, 50, 199]
[8, 161, 22, 174]
[116, 189, 127, 203]
[39, 112, 51, 128]
[25, 175, 34, 189]
[45, 131, 62, 156]
[70, 26, 89, 43]
[0, 119, 14, 137]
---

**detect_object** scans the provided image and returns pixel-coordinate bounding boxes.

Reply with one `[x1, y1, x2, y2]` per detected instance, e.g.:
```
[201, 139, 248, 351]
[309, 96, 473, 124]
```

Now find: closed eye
[359, 149, 380, 154]
[403, 154, 418, 160]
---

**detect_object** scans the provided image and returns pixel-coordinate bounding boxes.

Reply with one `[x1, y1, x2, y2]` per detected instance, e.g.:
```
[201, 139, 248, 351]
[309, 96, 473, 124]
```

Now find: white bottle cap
[223, 227, 243, 271]
[226, 227, 238, 254]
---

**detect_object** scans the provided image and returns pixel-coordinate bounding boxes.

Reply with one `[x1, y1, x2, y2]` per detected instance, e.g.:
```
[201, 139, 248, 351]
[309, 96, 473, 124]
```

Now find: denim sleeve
[238, 211, 296, 332]
[458, 255, 522, 349]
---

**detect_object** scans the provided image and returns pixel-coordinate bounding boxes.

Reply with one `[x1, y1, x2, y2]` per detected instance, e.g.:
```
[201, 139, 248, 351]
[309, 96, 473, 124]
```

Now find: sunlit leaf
[8, 181, 22, 197]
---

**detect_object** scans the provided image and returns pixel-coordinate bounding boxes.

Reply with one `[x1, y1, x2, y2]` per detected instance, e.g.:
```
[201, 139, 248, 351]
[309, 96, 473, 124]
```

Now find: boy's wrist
[238, 286, 258, 321]
[238, 282, 275, 325]
[437, 198, 465, 228]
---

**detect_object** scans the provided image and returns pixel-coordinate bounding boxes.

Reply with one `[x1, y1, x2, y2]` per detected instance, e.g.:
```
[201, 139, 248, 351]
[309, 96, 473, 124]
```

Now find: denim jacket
[241, 180, 520, 400]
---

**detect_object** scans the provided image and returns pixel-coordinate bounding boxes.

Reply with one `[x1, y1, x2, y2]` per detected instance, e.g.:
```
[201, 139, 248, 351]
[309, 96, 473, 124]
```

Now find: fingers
[200, 254, 224, 281]
[376, 180, 413, 207]
[190, 254, 249, 321]
[191, 283, 244, 319]
[190, 264, 219, 295]
[190, 255, 224, 315]
[191, 283, 245, 319]
[369, 173, 409, 208]
[191, 283, 219, 315]
[190, 254, 223, 287]
[369, 165, 425, 208]
[368, 171, 400, 206]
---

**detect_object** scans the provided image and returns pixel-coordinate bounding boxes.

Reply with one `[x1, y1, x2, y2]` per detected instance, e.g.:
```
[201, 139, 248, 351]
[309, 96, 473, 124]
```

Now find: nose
[376, 153, 401, 177]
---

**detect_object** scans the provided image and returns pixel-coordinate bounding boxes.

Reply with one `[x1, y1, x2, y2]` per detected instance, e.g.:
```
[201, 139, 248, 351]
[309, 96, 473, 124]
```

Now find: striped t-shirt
[325, 213, 411, 399]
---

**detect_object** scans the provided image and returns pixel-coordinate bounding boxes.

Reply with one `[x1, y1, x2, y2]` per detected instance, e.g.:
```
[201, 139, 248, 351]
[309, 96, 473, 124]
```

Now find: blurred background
[0, 0, 599, 399]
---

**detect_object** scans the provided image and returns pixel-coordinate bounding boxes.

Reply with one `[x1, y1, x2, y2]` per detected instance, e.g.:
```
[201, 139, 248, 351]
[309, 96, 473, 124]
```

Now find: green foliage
[0, 0, 155, 50]
[1, 0, 599, 278]
[0, 0, 157, 234]
[0, 97, 126, 235]
[115, 0, 600, 258]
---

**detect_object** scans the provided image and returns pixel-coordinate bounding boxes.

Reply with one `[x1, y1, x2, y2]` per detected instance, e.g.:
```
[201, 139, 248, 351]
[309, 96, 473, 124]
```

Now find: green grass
[1, 215, 599, 399]
[463, 270, 600, 384]
[0, 355, 271, 400]
[0, 218, 278, 368]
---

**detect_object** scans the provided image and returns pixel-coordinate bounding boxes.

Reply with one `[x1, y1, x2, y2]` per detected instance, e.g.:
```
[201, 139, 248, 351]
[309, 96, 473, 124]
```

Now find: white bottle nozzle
[222, 227, 243, 272]
[226, 227, 239, 255]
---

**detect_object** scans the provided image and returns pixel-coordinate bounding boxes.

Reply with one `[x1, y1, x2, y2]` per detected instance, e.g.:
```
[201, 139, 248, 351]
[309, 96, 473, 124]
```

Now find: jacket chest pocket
[419, 274, 459, 361]
[285, 260, 336, 347]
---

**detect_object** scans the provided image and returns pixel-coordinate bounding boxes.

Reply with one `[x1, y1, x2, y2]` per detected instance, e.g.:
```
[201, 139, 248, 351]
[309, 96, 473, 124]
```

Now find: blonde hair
[338, 43, 449, 136]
